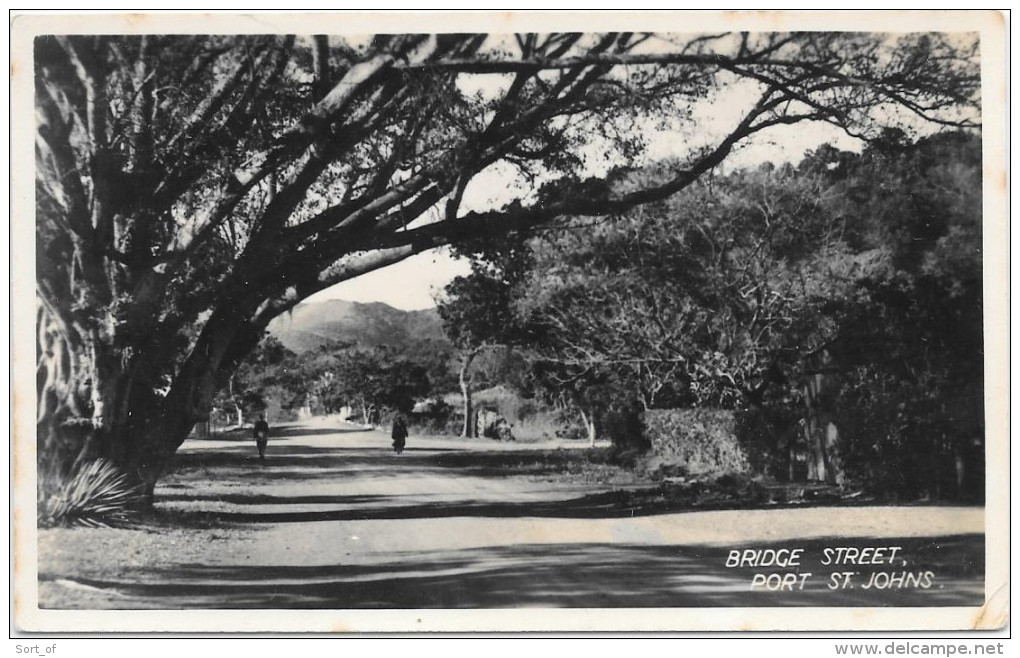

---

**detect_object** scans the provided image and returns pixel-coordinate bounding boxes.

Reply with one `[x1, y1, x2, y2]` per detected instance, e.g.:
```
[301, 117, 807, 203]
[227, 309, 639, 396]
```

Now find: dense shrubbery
[836, 367, 984, 501]
[733, 406, 803, 480]
[642, 407, 801, 481]
[601, 397, 649, 460]
[640, 392, 982, 501]
[642, 409, 750, 477]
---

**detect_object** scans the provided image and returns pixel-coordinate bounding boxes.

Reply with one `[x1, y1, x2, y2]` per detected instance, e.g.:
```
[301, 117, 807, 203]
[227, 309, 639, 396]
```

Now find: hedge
[642, 408, 750, 477]
[642, 407, 799, 479]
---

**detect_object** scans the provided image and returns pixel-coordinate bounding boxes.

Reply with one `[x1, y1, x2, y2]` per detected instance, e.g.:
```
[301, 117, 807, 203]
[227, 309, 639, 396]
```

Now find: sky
[307, 61, 867, 311]
[311, 247, 473, 309]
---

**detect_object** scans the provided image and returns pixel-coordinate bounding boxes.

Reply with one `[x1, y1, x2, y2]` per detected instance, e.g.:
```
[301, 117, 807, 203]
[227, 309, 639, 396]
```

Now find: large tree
[34, 31, 979, 501]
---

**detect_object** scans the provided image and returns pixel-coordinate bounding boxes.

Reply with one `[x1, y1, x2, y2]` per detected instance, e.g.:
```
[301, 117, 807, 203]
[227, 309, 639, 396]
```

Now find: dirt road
[37, 419, 985, 609]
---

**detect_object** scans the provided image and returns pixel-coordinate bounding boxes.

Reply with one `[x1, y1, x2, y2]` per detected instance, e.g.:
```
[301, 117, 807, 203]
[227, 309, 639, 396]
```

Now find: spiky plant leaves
[38, 460, 144, 528]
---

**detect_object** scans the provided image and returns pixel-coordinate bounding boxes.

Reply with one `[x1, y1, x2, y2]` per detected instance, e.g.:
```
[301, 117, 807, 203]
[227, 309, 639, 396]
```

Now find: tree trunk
[823, 419, 844, 487]
[579, 408, 596, 448]
[459, 351, 476, 438]
[805, 411, 844, 486]
[802, 348, 845, 486]
[461, 388, 474, 438]
[227, 376, 243, 427]
[36, 304, 207, 508]
[805, 416, 825, 483]
[38, 381, 195, 508]
[788, 434, 797, 482]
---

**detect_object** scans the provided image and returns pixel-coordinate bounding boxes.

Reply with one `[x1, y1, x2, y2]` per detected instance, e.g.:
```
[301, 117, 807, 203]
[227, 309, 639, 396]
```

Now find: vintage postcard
[11, 10, 1008, 634]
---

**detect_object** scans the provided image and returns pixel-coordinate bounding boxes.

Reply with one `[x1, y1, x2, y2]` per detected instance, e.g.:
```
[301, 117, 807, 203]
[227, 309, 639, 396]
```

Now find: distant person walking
[253, 414, 270, 462]
[391, 413, 408, 455]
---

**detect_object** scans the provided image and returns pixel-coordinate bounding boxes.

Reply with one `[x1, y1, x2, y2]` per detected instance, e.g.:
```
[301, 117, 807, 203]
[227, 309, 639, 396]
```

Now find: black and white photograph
[11, 10, 1008, 634]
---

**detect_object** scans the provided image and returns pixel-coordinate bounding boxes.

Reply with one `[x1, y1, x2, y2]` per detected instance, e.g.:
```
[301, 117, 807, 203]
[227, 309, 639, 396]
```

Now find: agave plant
[38, 459, 144, 528]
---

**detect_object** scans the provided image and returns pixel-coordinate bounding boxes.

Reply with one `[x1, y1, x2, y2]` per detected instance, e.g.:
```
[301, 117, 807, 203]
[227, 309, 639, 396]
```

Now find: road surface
[37, 419, 985, 609]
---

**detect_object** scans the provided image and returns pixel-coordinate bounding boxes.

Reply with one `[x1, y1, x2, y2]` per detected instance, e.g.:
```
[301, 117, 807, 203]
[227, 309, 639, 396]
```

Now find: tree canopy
[440, 130, 983, 493]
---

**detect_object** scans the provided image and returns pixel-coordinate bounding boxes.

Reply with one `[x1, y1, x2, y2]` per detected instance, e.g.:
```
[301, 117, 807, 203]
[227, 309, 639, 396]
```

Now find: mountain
[266, 299, 449, 354]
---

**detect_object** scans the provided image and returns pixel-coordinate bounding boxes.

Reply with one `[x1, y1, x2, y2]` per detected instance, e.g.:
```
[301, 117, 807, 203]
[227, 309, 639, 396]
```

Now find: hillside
[267, 299, 449, 354]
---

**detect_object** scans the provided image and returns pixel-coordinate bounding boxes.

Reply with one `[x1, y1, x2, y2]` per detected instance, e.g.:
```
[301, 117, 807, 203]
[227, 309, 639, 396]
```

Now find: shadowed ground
[37, 419, 985, 609]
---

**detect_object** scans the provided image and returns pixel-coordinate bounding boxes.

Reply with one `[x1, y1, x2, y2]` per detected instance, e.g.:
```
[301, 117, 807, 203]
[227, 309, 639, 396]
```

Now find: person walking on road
[253, 414, 270, 462]
[391, 412, 408, 455]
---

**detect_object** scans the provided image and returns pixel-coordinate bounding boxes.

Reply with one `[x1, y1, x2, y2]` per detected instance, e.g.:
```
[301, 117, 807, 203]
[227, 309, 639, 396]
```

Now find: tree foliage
[277, 342, 431, 417]
[211, 336, 294, 425]
[519, 163, 852, 410]
[811, 132, 983, 496]
[442, 130, 982, 495]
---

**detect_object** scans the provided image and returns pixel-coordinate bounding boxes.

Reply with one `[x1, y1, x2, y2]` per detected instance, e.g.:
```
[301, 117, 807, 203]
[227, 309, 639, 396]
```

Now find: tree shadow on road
[169, 443, 462, 470]
[270, 426, 373, 439]
[39, 535, 984, 610]
[189, 426, 371, 443]
[156, 492, 392, 506]
[164, 441, 566, 491]
[158, 439, 978, 528]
